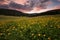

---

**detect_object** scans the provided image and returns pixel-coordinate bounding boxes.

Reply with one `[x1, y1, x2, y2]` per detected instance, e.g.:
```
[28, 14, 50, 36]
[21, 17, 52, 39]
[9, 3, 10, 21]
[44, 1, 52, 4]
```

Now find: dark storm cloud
[40, 0, 49, 3]
[0, 5, 8, 8]
[9, 0, 50, 10]
[9, 1, 23, 9]
[9, 1, 33, 11]
[0, 0, 50, 11]
[1, 0, 59, 13]
[25, 0, 50, 9]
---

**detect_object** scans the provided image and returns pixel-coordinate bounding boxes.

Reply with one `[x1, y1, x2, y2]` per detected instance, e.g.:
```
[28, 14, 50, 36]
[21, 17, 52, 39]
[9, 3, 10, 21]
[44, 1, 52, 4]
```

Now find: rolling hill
[0, 9, 60, 17]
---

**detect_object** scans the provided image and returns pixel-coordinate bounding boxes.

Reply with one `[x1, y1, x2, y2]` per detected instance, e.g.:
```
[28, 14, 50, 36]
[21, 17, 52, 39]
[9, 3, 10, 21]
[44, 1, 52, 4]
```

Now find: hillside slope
[0, 9, 60, 17]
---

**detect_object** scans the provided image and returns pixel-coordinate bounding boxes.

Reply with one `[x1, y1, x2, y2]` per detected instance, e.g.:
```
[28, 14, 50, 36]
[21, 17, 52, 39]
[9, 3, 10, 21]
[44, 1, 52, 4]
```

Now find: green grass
[0, 15, 60, 40]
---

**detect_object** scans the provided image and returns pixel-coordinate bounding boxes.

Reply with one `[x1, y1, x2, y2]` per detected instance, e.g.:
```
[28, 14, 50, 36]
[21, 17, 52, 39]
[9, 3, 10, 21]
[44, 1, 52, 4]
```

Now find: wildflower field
[0, 15, 60, 40]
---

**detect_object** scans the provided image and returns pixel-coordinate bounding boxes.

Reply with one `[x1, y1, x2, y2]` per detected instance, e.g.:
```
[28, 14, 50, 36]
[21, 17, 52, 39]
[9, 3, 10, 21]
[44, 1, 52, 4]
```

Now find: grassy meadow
[0, 15, 60, 40]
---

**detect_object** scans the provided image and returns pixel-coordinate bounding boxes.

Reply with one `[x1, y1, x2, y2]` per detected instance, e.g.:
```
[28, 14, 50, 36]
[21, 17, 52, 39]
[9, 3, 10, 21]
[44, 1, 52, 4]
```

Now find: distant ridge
[0, 8, 60, 17]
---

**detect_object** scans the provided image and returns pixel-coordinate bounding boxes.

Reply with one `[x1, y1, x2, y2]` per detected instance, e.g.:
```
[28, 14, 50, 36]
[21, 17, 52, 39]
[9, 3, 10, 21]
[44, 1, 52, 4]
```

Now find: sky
[0, 0, 60, 14]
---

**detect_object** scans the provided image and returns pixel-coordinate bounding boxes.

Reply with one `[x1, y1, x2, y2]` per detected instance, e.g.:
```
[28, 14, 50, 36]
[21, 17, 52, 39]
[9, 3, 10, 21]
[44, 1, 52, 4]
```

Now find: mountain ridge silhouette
[0, 8, 60, 17]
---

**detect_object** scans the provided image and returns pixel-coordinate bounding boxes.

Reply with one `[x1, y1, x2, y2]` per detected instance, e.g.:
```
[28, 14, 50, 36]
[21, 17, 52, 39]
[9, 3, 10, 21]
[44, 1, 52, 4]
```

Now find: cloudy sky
[0, 0, 60, 14]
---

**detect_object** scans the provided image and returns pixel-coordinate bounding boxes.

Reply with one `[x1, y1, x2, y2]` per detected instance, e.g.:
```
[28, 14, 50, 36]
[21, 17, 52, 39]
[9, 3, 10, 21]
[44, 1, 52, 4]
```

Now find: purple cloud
[0, 5, 8, 8]
[0, 0, 59, 13]
[8, 0, 50, 11]
[9, 1, 33, 11]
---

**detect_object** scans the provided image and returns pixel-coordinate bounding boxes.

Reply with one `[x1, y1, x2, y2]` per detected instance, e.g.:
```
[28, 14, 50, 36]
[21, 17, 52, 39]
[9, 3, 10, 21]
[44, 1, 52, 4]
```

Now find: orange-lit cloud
[0, 0, 10, 5]
[0, 0, 60, 14]
[13, 0, 27, 5]
[53, 5, 60, 9]
[46, 1, 53, 5]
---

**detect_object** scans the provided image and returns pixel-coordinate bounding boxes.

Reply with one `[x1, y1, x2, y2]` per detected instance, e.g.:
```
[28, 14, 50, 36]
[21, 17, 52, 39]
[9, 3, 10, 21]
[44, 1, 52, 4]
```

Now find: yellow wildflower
[43, 34, 46, 37]
[38, 34, 41, 36]
[0, 33, 3, 35]
[8, 33, 11, 35]
[48, 37, 51, 40]
[32, 33, 34, 36]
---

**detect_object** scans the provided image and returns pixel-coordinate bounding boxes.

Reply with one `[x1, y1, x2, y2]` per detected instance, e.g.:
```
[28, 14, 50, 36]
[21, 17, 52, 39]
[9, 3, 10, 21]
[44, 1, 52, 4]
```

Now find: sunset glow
[0, 0, 60, 14]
